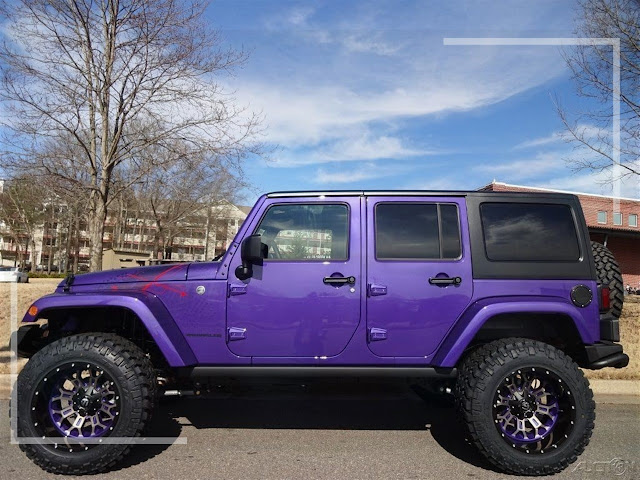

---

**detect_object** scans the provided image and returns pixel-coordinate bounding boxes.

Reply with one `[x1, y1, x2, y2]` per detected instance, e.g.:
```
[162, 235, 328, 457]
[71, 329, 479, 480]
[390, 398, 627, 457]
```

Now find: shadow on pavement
[112, 403, 183, 471]
[138, 380, 493, 471]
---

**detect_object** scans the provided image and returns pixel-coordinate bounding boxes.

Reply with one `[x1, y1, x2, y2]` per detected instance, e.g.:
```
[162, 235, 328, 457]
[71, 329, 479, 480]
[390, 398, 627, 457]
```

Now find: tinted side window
[256, 204, 348, 260]
[375, 203, 461, 259]
[480, 203, 580, 261]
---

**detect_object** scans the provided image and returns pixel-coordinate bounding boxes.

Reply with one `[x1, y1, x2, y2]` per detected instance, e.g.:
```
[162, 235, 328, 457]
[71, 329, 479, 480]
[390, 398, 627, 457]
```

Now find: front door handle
[323, 276, 356, 285]
[428, 276, 462, 286]
[228, 283, 247, 297]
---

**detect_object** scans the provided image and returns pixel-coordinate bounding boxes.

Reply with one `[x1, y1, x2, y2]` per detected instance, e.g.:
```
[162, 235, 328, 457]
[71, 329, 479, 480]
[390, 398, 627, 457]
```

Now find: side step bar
[180, 366, 457, 378]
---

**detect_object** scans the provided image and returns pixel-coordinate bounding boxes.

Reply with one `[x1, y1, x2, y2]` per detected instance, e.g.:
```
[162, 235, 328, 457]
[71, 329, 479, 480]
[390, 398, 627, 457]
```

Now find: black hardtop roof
[266, 190, 578, 200]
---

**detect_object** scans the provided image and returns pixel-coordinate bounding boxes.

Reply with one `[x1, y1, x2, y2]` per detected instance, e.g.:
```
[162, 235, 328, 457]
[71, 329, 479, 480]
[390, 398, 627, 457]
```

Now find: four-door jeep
[15, 190, 628, 475]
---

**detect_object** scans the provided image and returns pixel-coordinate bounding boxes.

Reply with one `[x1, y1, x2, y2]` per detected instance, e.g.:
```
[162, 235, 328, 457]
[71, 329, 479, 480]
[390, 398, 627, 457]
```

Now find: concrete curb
[588, 379, 640, 396]
[0, 374, 638, 401]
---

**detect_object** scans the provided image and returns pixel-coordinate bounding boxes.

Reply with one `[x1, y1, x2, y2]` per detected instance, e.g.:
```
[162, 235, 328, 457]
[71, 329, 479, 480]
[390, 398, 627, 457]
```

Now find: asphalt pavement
[1, 382, 638, 479]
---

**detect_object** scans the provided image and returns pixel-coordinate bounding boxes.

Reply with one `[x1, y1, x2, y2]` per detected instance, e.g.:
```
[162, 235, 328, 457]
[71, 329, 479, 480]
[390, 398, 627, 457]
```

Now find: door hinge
[369, 328, 387, 342]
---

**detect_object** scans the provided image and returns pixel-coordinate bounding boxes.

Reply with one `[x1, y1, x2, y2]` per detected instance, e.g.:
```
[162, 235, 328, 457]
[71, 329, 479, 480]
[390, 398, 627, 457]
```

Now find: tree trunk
[28, 236, 35, 271]
[88, 196, 107, 271]
[73, 212, 80, 273]
[204, 207, 211, 260]
[47, 236, 53, 274]
[55, 219, 63, 272]
[64, 216, 73, 273]
[45, 222, 52, 273]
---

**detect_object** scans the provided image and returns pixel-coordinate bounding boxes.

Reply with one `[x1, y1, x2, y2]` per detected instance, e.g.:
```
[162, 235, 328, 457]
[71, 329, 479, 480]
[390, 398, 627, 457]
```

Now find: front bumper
[582, 341, 629, 369]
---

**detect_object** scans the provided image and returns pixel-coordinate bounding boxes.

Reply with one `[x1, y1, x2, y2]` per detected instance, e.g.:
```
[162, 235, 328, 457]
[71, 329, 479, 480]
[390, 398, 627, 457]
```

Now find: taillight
[600, 286, 611, 311]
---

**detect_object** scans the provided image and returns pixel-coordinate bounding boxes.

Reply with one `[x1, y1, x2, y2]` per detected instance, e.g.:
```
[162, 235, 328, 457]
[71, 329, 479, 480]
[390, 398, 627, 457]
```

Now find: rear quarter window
[480, 203, 580, 262]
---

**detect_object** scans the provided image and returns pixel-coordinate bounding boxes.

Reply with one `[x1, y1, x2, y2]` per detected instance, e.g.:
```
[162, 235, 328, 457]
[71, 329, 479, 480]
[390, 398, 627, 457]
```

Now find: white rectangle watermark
[444, 37, 623, 211]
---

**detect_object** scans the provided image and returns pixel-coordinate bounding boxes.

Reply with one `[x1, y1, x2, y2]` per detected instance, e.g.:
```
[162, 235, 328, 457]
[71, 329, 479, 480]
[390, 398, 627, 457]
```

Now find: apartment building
[0, 201, 250, 271]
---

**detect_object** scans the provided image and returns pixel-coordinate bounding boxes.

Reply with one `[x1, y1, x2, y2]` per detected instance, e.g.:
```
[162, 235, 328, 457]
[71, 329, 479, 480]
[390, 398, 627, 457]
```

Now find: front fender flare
[21, 291, 196, 367]
[433, 298, 595, 368]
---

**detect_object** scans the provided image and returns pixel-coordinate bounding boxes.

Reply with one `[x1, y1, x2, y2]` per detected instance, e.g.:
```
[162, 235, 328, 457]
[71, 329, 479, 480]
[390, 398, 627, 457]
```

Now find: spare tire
[591, 241, 624, 318]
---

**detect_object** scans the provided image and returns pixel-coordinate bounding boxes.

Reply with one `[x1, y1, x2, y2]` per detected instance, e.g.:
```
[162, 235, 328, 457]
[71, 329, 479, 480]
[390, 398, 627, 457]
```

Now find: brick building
[480, 181, 640, 289]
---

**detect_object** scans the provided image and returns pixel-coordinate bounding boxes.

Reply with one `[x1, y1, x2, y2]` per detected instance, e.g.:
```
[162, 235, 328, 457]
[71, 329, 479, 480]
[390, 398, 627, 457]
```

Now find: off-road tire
[591, 241, 624, 318]
[16, 333, 156, 475]
[456, 338, 595, 476]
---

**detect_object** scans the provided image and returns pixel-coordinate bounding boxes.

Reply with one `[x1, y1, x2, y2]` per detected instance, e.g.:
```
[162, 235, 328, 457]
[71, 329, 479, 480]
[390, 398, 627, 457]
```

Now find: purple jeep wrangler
[16, 190, 628, 475]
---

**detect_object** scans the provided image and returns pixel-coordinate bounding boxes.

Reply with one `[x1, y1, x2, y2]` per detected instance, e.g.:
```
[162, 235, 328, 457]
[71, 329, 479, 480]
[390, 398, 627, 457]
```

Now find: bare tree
[128, 143, 244, 260]
[0, 0, 262, 271]
[560, 0, 639, 181]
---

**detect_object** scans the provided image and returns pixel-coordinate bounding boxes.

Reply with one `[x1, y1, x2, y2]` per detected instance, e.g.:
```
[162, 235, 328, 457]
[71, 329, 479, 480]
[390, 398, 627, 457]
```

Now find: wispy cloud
[513, 132, 564, 149]
[239, 71, 561, 149]
[403, 176, 475, 191]
[219, 1, 586, 194]
[266, 5, 402, 56]
[474, 139, 640, 198]
[286, 6, 314, 27]
[314, 162, 413, 184]
[245, 3, 570, 155]
[542, 170, 639, 199]
[514, 124, 609, 150]
[272, 133, 433, 167]
[474, 152, 567, 180]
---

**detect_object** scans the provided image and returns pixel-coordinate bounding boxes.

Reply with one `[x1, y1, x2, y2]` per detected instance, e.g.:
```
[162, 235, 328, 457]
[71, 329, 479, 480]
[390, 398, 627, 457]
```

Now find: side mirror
[235, 234, 267, 280]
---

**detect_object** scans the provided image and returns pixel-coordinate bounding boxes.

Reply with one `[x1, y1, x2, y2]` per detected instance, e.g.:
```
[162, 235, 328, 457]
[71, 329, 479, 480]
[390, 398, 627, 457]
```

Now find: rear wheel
[16, 333, 155, 475]
[456, 338, 595, 476]
[591, 241, 624, 318]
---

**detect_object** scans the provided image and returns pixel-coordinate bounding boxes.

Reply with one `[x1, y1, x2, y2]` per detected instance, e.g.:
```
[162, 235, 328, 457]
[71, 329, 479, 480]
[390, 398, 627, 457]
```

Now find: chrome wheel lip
[492, 367, 576, 454]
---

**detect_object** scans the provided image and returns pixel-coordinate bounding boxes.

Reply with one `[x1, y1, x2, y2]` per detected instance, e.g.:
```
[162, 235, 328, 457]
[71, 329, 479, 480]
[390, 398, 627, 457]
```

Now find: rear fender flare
[433, 298, 595, 367]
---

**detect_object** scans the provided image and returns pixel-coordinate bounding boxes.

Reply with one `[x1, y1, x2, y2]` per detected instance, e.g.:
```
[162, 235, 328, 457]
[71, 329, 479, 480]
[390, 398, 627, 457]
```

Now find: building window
[597, 211, 607, 224]
[630, 214, 638, 228]
[613, 212, 622, 226]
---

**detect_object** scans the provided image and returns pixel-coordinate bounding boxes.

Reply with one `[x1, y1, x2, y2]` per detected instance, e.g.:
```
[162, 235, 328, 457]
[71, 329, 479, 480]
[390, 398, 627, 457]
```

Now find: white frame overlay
[443, 37, 623, 213]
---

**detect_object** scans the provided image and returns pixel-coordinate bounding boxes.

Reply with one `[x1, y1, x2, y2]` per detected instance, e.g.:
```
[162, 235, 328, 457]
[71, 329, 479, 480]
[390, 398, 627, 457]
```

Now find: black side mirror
[235, 234, 267, 280]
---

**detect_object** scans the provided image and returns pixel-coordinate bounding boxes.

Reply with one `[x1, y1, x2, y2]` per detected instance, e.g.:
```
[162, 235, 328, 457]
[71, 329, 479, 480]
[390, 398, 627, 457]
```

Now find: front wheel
[16, 333, 156, 475]
[456, 338, 595, 476]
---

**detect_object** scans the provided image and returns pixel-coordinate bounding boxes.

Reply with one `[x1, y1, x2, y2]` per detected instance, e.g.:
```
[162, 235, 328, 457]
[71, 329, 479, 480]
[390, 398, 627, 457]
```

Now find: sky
[204, 0, 639, 203]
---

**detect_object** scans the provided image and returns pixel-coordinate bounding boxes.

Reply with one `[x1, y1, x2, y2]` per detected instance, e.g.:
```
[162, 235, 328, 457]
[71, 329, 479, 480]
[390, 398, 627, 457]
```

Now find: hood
[62, 263, 191, 287]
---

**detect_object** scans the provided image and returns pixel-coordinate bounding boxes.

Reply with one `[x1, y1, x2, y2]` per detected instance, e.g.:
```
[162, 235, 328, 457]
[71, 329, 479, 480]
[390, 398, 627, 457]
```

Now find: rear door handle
[323, 276, 356, 285]
[367, 283, 387, 296]
[227, 327, 247, 341]
[428, 276, 462, 286]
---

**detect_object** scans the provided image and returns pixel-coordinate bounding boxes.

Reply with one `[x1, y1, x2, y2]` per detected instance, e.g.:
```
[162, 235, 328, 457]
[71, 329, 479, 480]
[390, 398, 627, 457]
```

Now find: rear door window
[375, 203, 461, 260]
